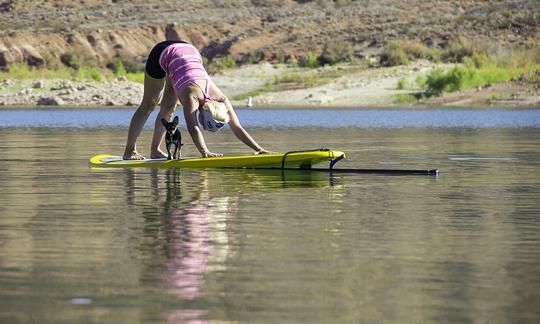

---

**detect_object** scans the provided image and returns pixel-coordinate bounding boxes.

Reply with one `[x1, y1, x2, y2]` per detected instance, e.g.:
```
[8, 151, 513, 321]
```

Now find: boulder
[32, 80, 45, 89]
[37, 96, 65, 106]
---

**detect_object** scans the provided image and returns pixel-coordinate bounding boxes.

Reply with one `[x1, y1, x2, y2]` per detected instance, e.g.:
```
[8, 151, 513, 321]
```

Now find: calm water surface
[1, 109, 539, 323]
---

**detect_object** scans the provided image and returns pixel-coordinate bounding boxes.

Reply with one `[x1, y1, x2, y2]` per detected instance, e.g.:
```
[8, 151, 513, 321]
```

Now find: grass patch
[274, 71, 321, 87]
[1, 61, 146, 83]
[207, 56, 237, 74]
[273, 68, 345, 88]
[77, 66, 103, 82]
[319, 40, 353, 65]
[232, 85, 275, 101]
[381, 40, 438, 66]
[420, 48, 540, 95]
[394, 93, 418, 104]
[422, 66, 509, 95]
[396, 78, 407, 90]
[110, 59, 145, 83]
[298, 52, 320, 68]
[440, 37, 477, 63]
[123, 72, 145, 83]
[232, 66, 347, 100]
[1, 63, 73, 80]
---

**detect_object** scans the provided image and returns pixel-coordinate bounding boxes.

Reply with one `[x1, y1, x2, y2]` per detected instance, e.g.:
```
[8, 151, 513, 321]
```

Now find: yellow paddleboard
[89, 150, 345, 169]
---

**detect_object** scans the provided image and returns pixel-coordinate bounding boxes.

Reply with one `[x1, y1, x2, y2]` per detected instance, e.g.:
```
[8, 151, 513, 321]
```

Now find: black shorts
[145, 40, 188, 79]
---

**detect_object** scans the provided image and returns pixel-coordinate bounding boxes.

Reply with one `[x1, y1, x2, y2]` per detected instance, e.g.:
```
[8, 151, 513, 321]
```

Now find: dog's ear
[161, 118, 168, 127]
[173, 116, 179, 126]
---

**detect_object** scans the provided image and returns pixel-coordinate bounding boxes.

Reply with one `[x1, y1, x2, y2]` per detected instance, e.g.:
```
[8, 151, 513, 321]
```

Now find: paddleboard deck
[89, 150, 345, 169]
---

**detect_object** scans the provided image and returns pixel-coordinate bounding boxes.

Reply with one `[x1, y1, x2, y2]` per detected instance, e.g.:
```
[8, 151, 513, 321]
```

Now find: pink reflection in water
[163, 183, 236, 323]
[166, 308, 208, 324]
[165, 201, 211, 300]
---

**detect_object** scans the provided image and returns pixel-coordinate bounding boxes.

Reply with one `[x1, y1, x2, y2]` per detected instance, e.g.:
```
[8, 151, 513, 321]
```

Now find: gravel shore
[1, 62, 538, 109]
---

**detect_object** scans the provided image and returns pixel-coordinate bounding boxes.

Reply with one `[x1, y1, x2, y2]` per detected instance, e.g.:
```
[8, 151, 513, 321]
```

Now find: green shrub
[319, 40, 353, 65]
[207, 56, 237, 73]
[113, 59, 127, 76]
[299, 52, 320, 68]
[424, 67, 468, 95]
[76, 66, 103, 82]
[396, 78, 407, 89]
[60, 52, 80, 69]
[5, 62, 32, 79]
[380, 47, 409, 66]
[440, 38, 475, 63]
[381, 40, 437, 66]
[90, 68, 102, 82]
[423, 65, 515, 95]
[463, 53, 489, 69]
[121, 59, 145, 73]
[394, 93, 418, 103]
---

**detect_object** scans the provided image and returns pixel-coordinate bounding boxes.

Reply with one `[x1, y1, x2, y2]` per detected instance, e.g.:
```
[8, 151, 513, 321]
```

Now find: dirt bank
[1, 0, 538, 70]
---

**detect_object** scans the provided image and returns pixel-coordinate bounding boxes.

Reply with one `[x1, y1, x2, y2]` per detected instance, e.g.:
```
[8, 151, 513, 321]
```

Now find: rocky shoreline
[1, 62, 538, 109]
[0, 76, 142, 107]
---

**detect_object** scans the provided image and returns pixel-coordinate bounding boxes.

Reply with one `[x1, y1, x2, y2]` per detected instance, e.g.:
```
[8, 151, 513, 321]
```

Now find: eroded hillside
[0, 0, 538, 69]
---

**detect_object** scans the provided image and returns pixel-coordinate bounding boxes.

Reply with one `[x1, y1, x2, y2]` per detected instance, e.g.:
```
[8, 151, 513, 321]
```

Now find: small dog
[161, 116, 183, 160]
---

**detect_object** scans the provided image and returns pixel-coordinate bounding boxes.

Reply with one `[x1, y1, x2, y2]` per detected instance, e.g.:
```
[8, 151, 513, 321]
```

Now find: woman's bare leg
[123, 72, 165, 160]
[151, 77, 178, 159]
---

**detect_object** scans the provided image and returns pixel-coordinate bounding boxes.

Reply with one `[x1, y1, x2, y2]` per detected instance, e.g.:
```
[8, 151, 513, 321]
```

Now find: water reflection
[2, 127, 540, 323]
[119, 167, 342, 322]
[121, 169, 229, 322]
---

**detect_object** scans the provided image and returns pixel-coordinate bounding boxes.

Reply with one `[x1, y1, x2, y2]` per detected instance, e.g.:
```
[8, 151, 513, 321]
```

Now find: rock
[32, 80, 44, 89]
[0, 79, 13, 87]
[116, 76, 127, 82]
[51, 81, 73, 91]
[59, 89, 75, 95]
[37, 96, 64, 106]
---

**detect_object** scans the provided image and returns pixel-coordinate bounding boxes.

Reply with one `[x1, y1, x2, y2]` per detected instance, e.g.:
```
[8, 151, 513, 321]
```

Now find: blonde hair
[202, 100, 230, 123]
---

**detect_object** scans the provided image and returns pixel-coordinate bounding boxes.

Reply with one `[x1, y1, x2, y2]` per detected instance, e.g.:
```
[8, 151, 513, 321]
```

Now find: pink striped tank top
[158, 43, 210, 93]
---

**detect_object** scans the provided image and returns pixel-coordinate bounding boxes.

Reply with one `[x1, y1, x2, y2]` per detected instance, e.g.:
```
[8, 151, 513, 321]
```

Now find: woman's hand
[201, 151, 223, 158]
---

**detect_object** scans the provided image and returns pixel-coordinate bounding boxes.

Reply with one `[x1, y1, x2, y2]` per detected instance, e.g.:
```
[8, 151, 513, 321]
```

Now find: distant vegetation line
[1, 39, 538, 100]
[394, 44, 540, 100]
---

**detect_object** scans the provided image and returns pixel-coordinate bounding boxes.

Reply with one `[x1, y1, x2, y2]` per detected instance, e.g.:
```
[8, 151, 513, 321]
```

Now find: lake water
[1, 108, 540, 323]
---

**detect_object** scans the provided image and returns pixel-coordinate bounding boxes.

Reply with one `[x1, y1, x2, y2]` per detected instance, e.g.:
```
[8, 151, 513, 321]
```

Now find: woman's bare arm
[179, 90, 223, 158]
[207, 80, 270, 154]
[223, 97, 270, 154]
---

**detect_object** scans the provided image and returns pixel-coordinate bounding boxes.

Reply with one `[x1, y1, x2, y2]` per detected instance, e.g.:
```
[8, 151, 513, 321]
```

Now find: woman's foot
[123, 151, 146, 160]
[201, 151, 223, 158]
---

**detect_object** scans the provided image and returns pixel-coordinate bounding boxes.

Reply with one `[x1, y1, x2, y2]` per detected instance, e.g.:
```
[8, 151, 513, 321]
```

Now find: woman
[123, 40, 270, 160]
